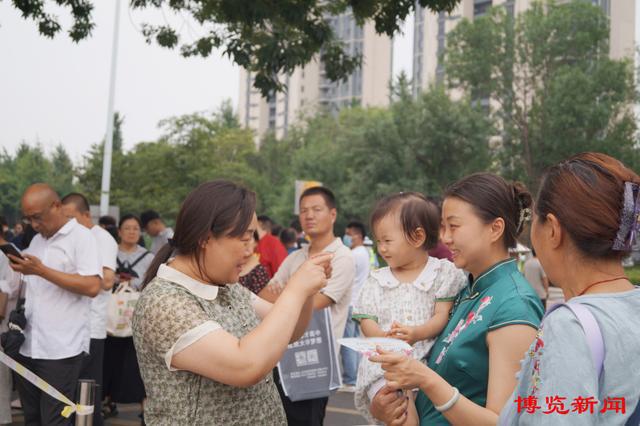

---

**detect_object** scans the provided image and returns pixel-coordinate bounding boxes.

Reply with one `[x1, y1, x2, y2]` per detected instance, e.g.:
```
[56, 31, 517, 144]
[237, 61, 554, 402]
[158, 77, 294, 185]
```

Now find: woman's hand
[369, 348, 431, 390]
[286, 252, 333, 298]
[369, 385, 409, 425]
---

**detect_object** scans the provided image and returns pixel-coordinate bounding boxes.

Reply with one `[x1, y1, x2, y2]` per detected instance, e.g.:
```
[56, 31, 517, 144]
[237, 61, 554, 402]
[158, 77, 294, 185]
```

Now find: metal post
[100, 0, 122, 216]
[75, 379, 96, 426]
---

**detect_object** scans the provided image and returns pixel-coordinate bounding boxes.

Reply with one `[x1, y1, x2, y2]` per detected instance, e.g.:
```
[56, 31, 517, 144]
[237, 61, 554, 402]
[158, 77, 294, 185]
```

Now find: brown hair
[535, 152, 640, 259]
[444, 173, 532, 249]
[370, 192, 440, 250]
[143, 180, 256, 287]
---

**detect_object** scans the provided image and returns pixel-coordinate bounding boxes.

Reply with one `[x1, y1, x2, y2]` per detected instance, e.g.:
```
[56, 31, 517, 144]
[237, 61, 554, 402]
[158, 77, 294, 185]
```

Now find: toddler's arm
[359, 318, 387, 338]
[389, 301, 454, 345]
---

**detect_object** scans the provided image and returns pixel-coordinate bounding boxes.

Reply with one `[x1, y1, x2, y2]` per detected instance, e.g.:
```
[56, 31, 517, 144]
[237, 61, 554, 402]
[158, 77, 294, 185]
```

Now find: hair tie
[612, 182, 640, 251]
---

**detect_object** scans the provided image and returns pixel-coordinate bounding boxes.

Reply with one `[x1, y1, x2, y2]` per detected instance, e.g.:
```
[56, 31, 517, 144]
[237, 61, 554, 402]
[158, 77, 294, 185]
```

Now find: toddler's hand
[388, 322, 419, 346]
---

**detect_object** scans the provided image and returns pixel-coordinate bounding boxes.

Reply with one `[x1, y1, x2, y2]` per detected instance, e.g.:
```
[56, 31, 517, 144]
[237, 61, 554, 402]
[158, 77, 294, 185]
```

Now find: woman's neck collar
[120, 242, 138, 252]
[169, 255, 220, 286]
[468, 248, 511, 280]
[557, 255, 631, 299]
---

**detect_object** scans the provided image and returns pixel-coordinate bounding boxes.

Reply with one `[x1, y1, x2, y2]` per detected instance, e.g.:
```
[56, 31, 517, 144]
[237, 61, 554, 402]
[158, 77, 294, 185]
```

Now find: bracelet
[434, 387, 460, 413]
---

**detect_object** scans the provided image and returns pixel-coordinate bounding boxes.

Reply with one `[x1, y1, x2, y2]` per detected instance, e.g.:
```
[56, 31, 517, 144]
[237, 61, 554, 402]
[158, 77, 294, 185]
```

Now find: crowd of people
[0, 151, 639, 425]
[0, 190, 174, 425]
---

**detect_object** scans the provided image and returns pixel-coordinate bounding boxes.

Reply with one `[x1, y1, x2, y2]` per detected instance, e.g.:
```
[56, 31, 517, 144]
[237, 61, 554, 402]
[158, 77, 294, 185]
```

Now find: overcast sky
[0, 1, 241, 164]
[0, 2, 415, 165]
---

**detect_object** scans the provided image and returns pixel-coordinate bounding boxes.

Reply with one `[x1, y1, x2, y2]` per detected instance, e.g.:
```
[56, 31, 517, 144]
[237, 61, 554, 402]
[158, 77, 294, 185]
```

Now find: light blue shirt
[500, 288, 640, 425]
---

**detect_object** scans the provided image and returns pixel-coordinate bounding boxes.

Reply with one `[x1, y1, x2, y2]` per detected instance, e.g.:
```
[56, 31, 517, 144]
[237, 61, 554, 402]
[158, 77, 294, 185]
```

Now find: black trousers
[15, 353, 84, 426]
[274, 369, 329, 426]
[80, 338, 105, 426]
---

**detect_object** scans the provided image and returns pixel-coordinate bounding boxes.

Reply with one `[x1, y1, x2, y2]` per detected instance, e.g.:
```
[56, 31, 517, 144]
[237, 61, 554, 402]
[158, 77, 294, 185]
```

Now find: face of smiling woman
[441, 196, 506, 278]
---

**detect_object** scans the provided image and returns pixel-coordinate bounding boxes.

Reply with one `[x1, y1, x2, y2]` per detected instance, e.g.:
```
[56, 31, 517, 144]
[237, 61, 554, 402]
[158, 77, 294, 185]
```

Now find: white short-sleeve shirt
[21, 218, 102, 359]
[272, 238, 355, 346]
[351, 245, 371, 306]
[90, 225, 118, 339]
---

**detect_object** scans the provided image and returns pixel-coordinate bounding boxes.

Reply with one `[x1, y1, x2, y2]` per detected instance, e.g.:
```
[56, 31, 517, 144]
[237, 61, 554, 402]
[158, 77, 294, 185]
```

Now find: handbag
[0, 278, 26, 358]
[276, 308, 342, 401]
[106, 281, 140, 338]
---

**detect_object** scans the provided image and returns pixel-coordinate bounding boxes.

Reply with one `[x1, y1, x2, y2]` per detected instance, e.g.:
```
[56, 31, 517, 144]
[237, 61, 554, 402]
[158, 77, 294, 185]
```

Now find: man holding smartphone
[8, 183, 101, 426]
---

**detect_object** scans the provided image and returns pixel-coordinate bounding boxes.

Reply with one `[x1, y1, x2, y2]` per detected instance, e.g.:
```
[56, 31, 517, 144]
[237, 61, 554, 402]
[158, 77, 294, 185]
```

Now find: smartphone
[0, 243, 24, 262]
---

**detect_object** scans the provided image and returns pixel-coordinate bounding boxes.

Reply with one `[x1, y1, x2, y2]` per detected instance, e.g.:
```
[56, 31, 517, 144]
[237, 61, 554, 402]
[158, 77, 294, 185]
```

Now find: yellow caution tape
[0, 350, 87, 418]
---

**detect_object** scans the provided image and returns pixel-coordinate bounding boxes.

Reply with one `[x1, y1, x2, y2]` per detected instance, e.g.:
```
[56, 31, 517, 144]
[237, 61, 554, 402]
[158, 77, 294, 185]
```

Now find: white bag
[106, 281, 140, 337]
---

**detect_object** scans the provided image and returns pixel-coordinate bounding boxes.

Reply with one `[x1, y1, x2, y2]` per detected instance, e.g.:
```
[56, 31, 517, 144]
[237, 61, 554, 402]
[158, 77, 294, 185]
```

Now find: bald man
[8, 183, 102, 426]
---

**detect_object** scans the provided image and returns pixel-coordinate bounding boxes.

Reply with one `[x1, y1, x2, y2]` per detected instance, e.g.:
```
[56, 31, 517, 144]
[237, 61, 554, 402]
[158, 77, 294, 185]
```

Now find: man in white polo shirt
[9, 184, 101, 426]
[269, 186, 355, 426]
[62, 192, 117, 426]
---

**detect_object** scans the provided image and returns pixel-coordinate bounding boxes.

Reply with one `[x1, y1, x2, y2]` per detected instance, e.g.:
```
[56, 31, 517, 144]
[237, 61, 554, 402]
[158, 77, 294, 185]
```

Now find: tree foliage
[0, 143, 74, 223]
[9, 0, 460, 96]
[255, 75, 493, 227]
[68, 77, 492, 227]
[444, 0, 638, 188]
[77, 102, 260, 221]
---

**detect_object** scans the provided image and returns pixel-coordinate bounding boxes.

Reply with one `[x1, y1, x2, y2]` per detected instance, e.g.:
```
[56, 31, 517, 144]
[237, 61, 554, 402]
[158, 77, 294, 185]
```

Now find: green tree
[444, 0, 638, 187]
[0, 150, 19, 221]
[13, 143, 53, 197]
[0, 143, 77, 223]
[339, 77, 492, 222]
[77, 103, 259, 223]
[50, 144, 75, 196]
[10, 0, 460, 95]
[257, 76, 493, 227]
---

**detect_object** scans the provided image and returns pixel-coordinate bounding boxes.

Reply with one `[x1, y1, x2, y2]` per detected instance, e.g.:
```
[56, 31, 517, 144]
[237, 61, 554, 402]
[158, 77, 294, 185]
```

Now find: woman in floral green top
[369, 173, 543, 425]
[132, 180, 332, 425]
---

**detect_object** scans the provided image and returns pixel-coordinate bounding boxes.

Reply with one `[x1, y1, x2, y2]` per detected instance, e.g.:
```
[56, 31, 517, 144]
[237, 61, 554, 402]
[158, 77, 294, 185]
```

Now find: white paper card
[338, 337, 413, 357]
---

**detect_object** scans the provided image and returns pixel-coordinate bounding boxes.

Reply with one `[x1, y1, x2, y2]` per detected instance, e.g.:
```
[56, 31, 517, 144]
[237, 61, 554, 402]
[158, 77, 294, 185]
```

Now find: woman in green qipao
[369, 173, 544, 425]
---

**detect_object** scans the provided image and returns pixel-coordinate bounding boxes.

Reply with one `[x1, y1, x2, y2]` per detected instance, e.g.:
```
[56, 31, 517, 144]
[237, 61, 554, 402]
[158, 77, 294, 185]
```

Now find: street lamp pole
[100, 0, 122, 216]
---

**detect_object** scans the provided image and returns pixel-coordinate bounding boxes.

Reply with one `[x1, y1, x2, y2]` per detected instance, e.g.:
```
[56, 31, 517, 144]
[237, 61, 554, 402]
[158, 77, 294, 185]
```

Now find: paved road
[10, 391, 370, 426]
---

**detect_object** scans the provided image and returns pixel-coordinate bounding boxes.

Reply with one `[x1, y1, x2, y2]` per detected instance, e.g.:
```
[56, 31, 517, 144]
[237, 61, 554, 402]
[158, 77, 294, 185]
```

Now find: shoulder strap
[564, 303, 605, 378]
[130, 251, 151, 269]
[543, 302, 640, 425]
[544, 302, 605, 378]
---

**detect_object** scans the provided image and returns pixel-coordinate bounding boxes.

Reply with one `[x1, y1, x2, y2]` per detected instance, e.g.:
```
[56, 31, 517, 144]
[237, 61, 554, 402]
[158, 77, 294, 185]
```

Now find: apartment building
[238, 11, 393, 142]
